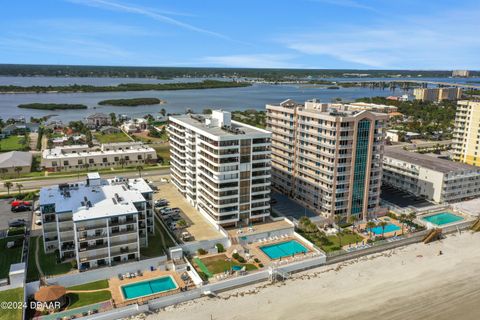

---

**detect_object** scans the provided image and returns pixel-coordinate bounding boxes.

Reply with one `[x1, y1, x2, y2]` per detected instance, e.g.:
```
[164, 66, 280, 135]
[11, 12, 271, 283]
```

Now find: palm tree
[16, 183, 23, 195]
[14, 166, 22, 177]
[4, 181, 13, 195]
[366, 221, 377, 238]
[333, 215, 342, 229]
[348, 215, 358, 232]
[379, 221, 388, 238]
[400, 213, 407, 233]
[119, 158, 126, 169]
[408, 212, 417, 223]
[336, 230, 344, 248]
[136, 165, 144, 177]
[0, 168, 8, 178]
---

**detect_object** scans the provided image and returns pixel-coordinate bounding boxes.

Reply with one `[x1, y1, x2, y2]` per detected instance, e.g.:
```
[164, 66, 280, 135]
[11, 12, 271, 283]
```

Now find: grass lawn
[27, 236, 74, 281]
[197, 254, 257, 275]
[93, 132, 131, 143]
[67, 291, 111, 309]
[0, 236, 24, 278]
[67, 280, 109, 291]
[141, 220, 175, 258]
[153, 144, 170, 164]
[0, 287, 23, 320]
[0, 135, 26, 152]
[299, 230, 364, 253]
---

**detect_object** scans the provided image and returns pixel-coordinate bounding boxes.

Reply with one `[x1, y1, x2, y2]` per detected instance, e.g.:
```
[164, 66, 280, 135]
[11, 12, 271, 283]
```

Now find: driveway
[0, 198, 32, 233]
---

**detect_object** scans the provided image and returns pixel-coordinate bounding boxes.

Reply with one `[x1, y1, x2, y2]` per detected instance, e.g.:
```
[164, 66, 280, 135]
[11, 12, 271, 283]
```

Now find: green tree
[366, 221, 377, 238]
[137, 165, 144, 177]
[16, 183, 23, 195]
[378, 221, 388, 238]
[4, 181, 13, 195]
[14, 166, 22, 177]
[109, 113, 117, 126]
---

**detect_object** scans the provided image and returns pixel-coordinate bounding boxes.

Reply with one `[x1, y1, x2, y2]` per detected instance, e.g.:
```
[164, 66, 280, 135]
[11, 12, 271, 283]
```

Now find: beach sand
[147, 231, 480, 320]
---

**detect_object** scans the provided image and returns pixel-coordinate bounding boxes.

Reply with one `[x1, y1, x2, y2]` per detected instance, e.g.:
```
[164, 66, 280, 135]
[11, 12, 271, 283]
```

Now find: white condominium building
[383, 147, 480, 203]
[168, 110, 271, 227]
[267, 99, 388, 221]
[452, 100, 480, 166]
[41, 142, 157, 172]
[39, 173, 154, 270]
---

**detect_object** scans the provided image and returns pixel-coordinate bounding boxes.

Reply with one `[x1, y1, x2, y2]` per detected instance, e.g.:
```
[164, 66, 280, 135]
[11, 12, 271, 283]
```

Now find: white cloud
[66, 0, 230, 40]
[200, 54, 302, 69]
[280, 7, 480, 69]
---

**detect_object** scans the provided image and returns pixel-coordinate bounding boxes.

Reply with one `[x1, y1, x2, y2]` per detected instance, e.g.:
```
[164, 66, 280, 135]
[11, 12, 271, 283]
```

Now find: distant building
[169, 110, 271, 227]
[41, 142, 157, 172]
[453, 100, 480, 166]
[39, 173, 154, 269]
[2, 122, 40, 135]
[330, 102, 398, 115]
[452, 70, 470, 77]
[383, 147, 480, 203]
[86, 113, 111, 128]
[385, 130, 421, 143]
[0, 151, 32, 175]
[121, 118, 148, 133]
[413, 87, 462, 102]
[267, 99, 387, 220]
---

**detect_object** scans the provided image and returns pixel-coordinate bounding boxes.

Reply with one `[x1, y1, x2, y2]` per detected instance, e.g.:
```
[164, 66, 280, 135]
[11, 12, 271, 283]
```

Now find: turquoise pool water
[422, 212, 464, 226]
[121, 276, 178, 300]
[369, 223, 401, 235]
[260, 240, 308, 259]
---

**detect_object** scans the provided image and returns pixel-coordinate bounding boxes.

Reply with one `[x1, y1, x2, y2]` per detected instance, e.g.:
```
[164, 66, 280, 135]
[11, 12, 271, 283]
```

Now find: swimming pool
[422, 212, 464, 226]
[368, 223, 401, 235]
[260, 240, 308, 259]
[121, 276, 178, 300]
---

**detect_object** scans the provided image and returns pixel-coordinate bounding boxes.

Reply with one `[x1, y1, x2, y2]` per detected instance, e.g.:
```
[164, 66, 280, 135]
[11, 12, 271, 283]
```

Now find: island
[98, 98, 164, 106]
[17, 103, 88, 110]
[0, 80, 251, 94]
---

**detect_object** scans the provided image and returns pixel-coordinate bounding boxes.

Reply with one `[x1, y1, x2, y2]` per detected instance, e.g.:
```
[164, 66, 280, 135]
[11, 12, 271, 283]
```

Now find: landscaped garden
[93, 131, 131, 144]
[0, 287, 24, 320]
[193, 253, 258, 279]
[67, 280, 109, 291]
[0, 236, 24, 278]
[66, 291, 112, 309]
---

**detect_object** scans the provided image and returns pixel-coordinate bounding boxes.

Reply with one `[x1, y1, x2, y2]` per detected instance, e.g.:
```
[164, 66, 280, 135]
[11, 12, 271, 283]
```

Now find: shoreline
[147, 231, 480, 320]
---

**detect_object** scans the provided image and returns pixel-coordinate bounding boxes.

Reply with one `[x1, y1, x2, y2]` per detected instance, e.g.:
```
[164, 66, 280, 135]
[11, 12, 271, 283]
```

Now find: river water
[0, 76, 471, 122]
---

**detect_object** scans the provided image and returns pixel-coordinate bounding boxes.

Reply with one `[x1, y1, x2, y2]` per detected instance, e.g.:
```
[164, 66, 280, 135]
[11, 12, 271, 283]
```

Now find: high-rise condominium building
[39, 173, 154, 270]
[413, 87, 462, 102]
[168, 110, 271, 227]
[452, 70, 470, 77]
[266, 99, 388, 221]
[453, 100, 480, 166]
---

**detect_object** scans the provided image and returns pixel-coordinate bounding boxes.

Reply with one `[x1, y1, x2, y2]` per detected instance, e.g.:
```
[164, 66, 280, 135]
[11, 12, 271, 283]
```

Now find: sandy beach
[147, 231, 480, 320]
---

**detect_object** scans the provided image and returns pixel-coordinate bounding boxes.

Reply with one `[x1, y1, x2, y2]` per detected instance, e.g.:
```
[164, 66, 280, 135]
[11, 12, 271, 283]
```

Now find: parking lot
[271, 192, 323, 222]
[0, 198, 33, 235]
[154, 182, 222, 241]
[381, 185, 434, 209]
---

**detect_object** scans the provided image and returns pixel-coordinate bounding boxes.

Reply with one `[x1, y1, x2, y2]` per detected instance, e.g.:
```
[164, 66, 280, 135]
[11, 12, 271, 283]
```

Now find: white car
[34, 210, 41, 216]
[35, 219, 42, 226]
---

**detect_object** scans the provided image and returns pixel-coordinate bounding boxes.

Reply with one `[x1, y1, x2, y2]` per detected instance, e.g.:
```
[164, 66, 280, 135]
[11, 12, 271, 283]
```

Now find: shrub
[7, 226, 25, 236]
[197, 271, 208, 281]
[254, 258, 260, 263]
[197, 248, 207, 255]
[258, 263, 264, 268]
[232, 252, 240, 260]
[237, 256, 245, 263]
[215, 243, 225, 253]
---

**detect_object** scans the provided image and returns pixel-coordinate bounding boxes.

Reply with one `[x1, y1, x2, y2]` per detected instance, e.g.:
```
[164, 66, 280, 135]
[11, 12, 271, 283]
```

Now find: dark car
[11, 205, 31, 212]
[9, 220, 26, 227]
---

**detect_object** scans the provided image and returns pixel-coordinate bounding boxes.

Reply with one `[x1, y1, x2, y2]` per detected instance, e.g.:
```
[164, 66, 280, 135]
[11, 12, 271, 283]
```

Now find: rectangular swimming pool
[121, 276, 178, 300]
[422, 212, 464, 226]
[369, 223, 401, 235]
[260, 240, 308, 259]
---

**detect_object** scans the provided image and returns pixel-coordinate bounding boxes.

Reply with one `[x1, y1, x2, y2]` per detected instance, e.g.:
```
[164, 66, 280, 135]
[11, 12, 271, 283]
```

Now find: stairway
[471, 219, 480, 232]
[423, 228, 442, 244]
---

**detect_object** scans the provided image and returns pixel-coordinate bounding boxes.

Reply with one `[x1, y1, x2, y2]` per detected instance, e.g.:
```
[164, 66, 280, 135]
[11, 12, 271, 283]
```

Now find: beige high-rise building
[266, 99, 388, 221]
[452, 70, 470, 77]
[413, 87, 462, 102]
[453, 100, 480, 166]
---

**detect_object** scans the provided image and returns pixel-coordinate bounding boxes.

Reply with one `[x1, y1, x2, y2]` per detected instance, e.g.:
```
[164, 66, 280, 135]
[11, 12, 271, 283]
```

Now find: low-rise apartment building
[168, 110, 271, 227]
[383, 147, 480, 203]
[39, 173, 154, 270]
[413, 87, 462, 102]
[41, 142, 157, 172]
[267, 99, 388, 221]
[453, 100, 480, 166]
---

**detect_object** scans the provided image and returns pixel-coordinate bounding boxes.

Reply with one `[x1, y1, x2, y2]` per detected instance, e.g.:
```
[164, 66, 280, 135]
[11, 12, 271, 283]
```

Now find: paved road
[0, 168, 170, 193]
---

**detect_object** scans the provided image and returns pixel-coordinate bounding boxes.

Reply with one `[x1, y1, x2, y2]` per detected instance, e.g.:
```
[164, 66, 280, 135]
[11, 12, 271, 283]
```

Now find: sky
[0, 0, 479, 70]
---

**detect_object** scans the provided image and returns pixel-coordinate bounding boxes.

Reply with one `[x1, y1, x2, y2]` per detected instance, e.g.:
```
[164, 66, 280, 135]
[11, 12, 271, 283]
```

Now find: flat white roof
[87, 172, 100, 180]
[42, 144, 155, 159]
[39, 174, 152, 222]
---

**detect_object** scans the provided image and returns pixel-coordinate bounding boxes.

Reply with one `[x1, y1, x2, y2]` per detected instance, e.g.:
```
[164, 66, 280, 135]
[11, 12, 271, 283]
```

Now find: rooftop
[0, 151, 32, 168]
[170, 111, 270, 137]
[42, 142, 155, 159]
[384, 147, 479, 174]
[39, 174, 152, 221]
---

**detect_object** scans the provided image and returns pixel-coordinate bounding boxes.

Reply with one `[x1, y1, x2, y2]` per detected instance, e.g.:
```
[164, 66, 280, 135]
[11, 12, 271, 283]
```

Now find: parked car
[154, 199, 169, 207]
[35, 219, 42, 226]
[11, 200, 32, 208]
[34, 210, 41, 216]
[12, 205, 31, 212]
[9, 220, 26, 227]
[170, 207, 181, 214]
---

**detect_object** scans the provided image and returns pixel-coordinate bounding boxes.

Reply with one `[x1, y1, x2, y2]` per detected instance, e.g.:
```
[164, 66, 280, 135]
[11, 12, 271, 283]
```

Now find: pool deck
[108, 269, 188, 307]
[356, 216, 407, 239]
[226, 219, 293, 239]
[248, 236, 314, 265]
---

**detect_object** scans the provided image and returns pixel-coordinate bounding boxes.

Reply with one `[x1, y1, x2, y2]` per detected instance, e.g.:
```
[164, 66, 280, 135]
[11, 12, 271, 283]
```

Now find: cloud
[66, 0, 230, 40]
[200, 54, 302, 69]
[280, 7, 480, 69]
